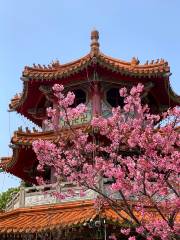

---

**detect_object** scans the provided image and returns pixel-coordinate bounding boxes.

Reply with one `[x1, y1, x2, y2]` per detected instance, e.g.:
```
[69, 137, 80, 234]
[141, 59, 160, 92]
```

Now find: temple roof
[10, 50, 172, 111]
[1, 126, 179, 182]
[10, 125, 88, 146]
[0, 127, 89, 182]
[11, 128, 59, 145]
[0, 130, 58, 173]
[0, 200, 124, 234]
[21, 54, 169, 81]
[9, 30, 179, 126]
[0, 200, 179, 235]
[20, 29, 170, 82]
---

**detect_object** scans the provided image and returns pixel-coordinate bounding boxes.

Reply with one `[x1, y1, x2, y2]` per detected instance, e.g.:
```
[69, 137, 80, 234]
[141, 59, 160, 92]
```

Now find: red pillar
[92, 83, 101, 117]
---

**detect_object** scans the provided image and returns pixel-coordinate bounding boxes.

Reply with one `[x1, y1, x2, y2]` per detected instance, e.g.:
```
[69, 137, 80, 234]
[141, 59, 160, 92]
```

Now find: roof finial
[131, 57, 140, 66]
[51, 59, 60, 68]
[90, 29, 100, 56]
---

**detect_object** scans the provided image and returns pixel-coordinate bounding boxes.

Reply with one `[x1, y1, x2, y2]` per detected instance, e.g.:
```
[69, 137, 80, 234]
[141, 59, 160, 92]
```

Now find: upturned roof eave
[22, 52, 170, 80]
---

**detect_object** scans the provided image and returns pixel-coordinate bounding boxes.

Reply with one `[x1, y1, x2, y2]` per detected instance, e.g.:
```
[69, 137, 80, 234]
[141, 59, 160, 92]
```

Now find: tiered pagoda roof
[9, 30, 179, 126]
[1, 30, 179, 182]
[0, 30, 179, 239]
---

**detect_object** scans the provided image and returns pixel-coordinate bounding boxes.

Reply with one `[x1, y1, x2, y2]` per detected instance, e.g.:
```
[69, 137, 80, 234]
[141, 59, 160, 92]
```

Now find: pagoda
[0, 30, 179, 240]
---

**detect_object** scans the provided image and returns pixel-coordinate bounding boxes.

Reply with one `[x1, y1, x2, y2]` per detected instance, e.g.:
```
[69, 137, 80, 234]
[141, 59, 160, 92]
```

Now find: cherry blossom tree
[33, 83, 180, 240]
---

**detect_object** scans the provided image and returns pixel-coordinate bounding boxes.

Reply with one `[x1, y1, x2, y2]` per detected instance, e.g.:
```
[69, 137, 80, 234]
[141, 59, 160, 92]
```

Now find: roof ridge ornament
[90, 29, 100, 56]
[51, 59, 60, 68]
[131, 57, 140, 66]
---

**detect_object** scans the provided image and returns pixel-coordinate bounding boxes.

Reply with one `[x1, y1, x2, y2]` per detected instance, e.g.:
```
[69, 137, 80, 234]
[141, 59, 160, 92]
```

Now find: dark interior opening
[44, 166, 51, 182]
[106, 88, 124, 108]
[142, 93, 159, 113]
[72, 89, 86, 107]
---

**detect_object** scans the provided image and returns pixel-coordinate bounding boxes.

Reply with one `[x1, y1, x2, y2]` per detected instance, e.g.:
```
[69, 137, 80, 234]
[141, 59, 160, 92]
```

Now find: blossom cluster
[33, 83, 180, 240]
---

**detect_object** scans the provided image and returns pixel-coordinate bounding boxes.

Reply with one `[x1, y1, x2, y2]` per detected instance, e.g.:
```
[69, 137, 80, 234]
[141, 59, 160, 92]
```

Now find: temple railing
[5, 179, 126, 212]
[5, 182, 97, 212]
[5, 191, 20, 211]
[6, 179, 174, 211]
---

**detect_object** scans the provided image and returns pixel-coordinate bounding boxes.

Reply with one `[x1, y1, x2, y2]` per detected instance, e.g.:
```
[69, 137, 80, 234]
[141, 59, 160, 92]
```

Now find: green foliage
[0, 187, 19, 210]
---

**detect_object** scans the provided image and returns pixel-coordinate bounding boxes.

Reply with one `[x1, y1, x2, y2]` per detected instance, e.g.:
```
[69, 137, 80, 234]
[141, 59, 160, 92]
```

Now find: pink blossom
[119, 87, 127, 97]
[32, 83, 180, 240]
[121, 228, 130, 236]
[52, 84, 64, 92]
[128, 236, 136, 240]
[136, 226, 144, 234]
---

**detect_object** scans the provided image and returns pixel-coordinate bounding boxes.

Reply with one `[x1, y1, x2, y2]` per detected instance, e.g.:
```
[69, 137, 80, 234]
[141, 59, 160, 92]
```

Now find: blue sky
[0, 0, 180, 191]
